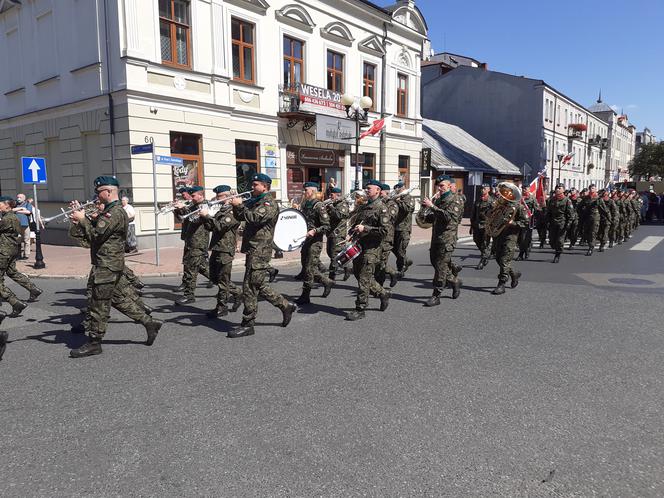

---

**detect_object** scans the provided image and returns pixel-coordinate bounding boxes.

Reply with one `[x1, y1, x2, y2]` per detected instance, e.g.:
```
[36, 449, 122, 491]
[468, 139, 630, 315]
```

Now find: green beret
[178, 186, 190, 194]
[394, 182, 404, 189]
[189, 186, 204, 193]
[94, 176, 119, 188]
[365, 179, 381, 187]
[303, 181, 319, 190]
[436, 174, 452, 183]
[330, 187, 342, 194]
[213, 185, 231, 193]
[381, 183, 391, 191]
[252, 173, 272, 185]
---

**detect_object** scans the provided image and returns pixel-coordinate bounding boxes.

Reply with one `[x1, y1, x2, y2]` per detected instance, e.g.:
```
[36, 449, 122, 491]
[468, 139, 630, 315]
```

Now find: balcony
[567, 123, 586, 140]
[278, 84, 315, 129]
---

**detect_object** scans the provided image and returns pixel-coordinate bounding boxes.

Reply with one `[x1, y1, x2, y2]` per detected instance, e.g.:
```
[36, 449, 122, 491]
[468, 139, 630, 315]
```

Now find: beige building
[0, 0, 430, 246]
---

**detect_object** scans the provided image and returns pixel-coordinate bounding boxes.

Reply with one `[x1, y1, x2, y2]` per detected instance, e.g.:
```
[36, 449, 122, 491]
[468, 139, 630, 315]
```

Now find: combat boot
[524, 251, 530, 260]
[491, 282, 506, 295]
[328, 270, 337, 281]
[295, 288, 311, 305]
[389, 272, 398, 288]
[176, 283, 185, 292]
[143, 303, 153, 315]
[28, 286, 43, 303]
[515, 252, 524, 261]
[452, 278, 462, 299]
[598, 245, 605, 252]
[609, 241, 614, 248]
[379, 290, 391, 311]
[145, 319, 163, 346]
[0, 329, 8, 361]
[424, 295, 440, 307]
[268, 267, 279, 283]
[69, 340, 102, 358]
[207, 304, 229, 318]
[451, 263, 462, 277]
[510, 270, 521, 289]
[475, 260, 484, 270]
[228, 325, 255, 338]
[9, 300, 27, 318]
[568, 242, 575, 250]
[343, 267, 352, 281]
[321, 280, 333, 298]
[281, 302, 297, 327]
[403, 258, 413, 273]
[552, 253, 560, 264]
[345, 309, 365, 321]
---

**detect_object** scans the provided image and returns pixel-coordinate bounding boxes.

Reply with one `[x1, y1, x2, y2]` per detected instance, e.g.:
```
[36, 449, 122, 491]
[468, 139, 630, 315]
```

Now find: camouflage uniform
[580, 195, 600, 253]
[233, 192, 290, 326]
[567, 196, 581, 247]
[517, 196, 537, 258]
[180, 204, 210, 299]
[470, 194, 493, 263]
[607, 196, 620, 247]
[299, 198, 332, 298]
[493, 202, 529, 285]
[597, 197, 612, 250]
[546, 195, 574, 256]
[630, 196, 640, 231]
[392, 193, 415, 273]
[349, 197, 390, 311]
[419, 191, 462, 299]
[325, 198, 349, 277]
[534, 202, 548, 248]
[203, 206, 242, 310]
[0, 210, 39, 309]
[376, 196, 398, 286]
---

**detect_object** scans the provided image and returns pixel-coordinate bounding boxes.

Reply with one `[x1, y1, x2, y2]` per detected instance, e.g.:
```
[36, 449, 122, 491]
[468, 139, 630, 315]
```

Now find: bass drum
[273, 208, 308, 252]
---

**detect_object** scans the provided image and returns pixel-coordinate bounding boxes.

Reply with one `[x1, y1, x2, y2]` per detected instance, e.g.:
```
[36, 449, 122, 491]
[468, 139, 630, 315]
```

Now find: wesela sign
[297, 83, 346, 117]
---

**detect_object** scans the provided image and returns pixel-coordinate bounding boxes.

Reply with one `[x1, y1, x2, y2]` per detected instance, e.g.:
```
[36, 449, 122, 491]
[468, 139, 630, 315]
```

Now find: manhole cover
[608, 278, 655, 286]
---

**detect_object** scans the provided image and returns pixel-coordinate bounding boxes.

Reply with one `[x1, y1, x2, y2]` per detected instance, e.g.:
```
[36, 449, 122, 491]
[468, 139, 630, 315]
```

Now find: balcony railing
[278, 84, 302, 114]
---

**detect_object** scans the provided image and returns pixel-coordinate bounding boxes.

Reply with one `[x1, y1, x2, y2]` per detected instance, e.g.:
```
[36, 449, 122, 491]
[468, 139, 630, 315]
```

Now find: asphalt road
[2, 225, 663, 496]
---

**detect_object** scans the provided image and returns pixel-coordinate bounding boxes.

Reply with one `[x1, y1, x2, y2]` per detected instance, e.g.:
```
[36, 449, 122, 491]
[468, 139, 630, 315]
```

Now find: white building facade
[0, 0, 429, 246]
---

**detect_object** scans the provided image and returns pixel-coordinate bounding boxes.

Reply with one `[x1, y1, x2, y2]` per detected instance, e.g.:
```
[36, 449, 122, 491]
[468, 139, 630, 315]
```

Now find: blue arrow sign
[21, 157, 47, 184]
[155, 155, 184, 166]
[131, 144, 154, 154]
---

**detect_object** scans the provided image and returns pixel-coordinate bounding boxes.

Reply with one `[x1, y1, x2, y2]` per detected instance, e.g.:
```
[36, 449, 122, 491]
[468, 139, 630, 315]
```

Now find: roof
[427, 52, 483, 68]
[423, 119, 523, 175]
[588, 100, 614, 114]
[355, 0, 391, 15]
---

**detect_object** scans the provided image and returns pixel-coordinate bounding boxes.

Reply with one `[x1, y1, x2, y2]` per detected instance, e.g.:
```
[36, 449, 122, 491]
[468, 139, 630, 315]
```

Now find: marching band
[0, 172, 644, 360]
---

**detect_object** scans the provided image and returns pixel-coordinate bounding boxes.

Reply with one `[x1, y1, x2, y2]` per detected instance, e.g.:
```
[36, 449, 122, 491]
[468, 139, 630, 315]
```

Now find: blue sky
[381, 0, 664, 137]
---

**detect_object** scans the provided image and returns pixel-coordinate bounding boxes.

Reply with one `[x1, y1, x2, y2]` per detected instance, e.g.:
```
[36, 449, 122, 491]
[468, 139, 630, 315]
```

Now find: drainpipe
[379, 21, 388, 182]
[102, 0, 117, 177]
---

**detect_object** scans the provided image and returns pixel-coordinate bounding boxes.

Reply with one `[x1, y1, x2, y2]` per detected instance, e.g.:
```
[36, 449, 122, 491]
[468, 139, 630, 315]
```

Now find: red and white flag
[528, 169, 547, 204]
[359, 118, 385, 140]
[562, 152, 575, 165]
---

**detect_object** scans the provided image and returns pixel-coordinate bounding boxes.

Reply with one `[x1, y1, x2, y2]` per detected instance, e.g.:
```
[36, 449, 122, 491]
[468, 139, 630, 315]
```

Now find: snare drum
[273, 208, 308, 252]
[335, 242, 362, 267]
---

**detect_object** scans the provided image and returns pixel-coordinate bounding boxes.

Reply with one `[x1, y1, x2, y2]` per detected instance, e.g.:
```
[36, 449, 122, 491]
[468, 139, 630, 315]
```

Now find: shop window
[236, 140, 260, 193]
[397, 74, 408, 117]
[283, 36, 304, 89]
[362, 153, 375, 185]
[159, 0, 191, 68]
[327, 50, 344, 93]
[363, 63, 376, 111]
[170, 132, 203, 227]
[398, 155, 410, 187]
[232, 18, 255, 84]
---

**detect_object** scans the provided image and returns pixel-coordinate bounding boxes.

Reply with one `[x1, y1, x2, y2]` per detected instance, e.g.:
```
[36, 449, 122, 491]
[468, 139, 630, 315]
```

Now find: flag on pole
[528, 169, 547, 204]
[562, 152, 575, 165]
[359, 118, 385, 140]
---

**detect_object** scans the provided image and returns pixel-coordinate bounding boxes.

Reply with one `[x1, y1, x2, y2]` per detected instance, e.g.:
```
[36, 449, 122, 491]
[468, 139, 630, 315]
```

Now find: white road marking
[629, 236, 664, 251]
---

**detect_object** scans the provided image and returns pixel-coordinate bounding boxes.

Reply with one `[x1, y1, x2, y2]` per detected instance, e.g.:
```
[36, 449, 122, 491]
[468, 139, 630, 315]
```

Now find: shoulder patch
[258, 207, 266, 214]
[381, 216, 389, 224]
[224, 217, 231, 223]
[97, 220, 107, 228]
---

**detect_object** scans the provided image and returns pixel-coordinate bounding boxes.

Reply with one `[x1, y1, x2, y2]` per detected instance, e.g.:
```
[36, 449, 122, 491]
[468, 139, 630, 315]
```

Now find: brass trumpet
[157, 199, 191, 215]
[415, 192, 440, 229]
[43, 200, 97, 225]
[181, 191, 251, 221]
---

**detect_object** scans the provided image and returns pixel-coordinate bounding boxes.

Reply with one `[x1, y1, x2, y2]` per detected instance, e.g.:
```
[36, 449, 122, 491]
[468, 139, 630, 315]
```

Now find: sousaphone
[485, 182, 522, 237]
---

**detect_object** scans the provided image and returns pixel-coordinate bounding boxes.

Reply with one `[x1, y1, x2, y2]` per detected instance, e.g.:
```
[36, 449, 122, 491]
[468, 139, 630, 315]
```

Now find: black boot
[268, 268, 279, 283]
[228, 325, 255, 338]
[379, 290, 391, 311]
[452, 278, 462, 299]
[424, 295, 441, 307]
[176, 296, 196, 305]
[553, 253, 560, 264]
[491, 282, 506, 295]
[176, 283, 185, 292]
[0, 329, 7, 361]
[451, 263, 462, 277]
[510, 270, 521, 289]
[281, 302, 297, 327]
[569, 242, 575, 250]
[28, 287, 43, 303]
[321, 280, 333, 298]
[598, 245, 605, 252]
[70, 340, 103, 358]
[346, 309, 366, 321]
[343, 267, 352, 281]
[295, 288, 311, 305]
[609, 241, 614, 248]
[9, 300, 27, 318]
[524, 251, 530, 260]
[515, 252, 524, 261]
[389, 272, 398, 288]
[328, 270, 337, 281]
[207, 305, 229, 318]
[145, 319, 163, 346]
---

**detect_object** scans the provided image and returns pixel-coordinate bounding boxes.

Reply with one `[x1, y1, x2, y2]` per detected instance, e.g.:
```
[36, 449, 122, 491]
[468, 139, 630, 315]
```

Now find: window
[362, 153, 375, 186]
[170, 132, 203, 227]
[398, 155, 410, 187]
[326, 50, 344, 92]
[232, 18, 255, 83]
[283, 36, 304, 89]
[362, 62, 376, 110]
[236, 140, 260, 193]
[159, 0, 191, 67]
[397, 73, 408, 117]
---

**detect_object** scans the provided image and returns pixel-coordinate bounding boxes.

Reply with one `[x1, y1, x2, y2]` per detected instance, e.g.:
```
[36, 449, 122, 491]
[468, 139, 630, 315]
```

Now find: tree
[629, 142, 664, 180]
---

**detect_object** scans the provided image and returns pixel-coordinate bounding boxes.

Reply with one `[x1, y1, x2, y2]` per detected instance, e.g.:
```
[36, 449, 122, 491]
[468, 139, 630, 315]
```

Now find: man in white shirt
[122, 196, 138, 253]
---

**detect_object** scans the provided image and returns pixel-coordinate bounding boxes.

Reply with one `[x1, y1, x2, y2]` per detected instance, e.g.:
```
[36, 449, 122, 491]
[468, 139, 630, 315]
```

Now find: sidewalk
[17, 219, 472, 278]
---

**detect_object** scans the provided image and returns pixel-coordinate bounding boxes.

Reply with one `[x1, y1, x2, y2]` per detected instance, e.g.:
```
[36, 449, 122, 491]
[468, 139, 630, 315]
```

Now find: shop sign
[297, 147, 337, 167]
[297, 83, 345, 117]
[315, 114, 355, 145]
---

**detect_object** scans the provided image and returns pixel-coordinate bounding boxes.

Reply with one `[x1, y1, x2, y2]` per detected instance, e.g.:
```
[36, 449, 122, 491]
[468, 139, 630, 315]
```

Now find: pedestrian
[121, 196, 138, 253]
[325, 177, 337, 199]
[13, 193, 32, 260]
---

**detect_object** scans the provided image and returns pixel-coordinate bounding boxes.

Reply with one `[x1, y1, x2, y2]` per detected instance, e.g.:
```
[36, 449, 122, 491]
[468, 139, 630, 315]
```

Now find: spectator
[325, 177, 337, 199]
[122, 196, 138, 253]
[13, 193, 33, 260]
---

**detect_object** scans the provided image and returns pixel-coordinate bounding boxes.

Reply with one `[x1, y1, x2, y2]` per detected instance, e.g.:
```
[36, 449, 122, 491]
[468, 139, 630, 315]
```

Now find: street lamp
[342, 94, 372, 191]
[556, 152, 565, 187]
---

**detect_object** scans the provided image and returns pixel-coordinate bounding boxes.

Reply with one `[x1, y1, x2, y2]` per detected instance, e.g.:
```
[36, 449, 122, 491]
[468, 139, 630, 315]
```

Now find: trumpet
[415, 191, 440, 229]
[43, 200, 97, 225]
[157, 199, 191, 215]
[390, 186, 420, 198]
[181, 191, 251, 220]
[322, 190, 365, 207]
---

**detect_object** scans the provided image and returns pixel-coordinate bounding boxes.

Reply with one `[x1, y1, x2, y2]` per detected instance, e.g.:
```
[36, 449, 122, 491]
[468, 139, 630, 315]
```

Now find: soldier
[325, 187, 351, 281]
[175, 187, 193, 292]
[295, 182, 333, 305]
[579, 184, 600, 255]
[597, 189, 613, 252]
[68, 176, 162, 358]
[448, 181, 465, 279]
[175, 186, 210, 305]
[607, 190, 620, 248]
[630, 190, 641, 233]
[534, 196, 548, 249]
[470, 184, 493, 269]
[392, 182, 415, 278]
[566, 188, 581, 249]
[0, 196, 41, 317]
[200, 185, 242, 318]
[345, 179, 391, 321]
[516, 185, 536, 260]
[577, 188, 589, 246]
[229, 173, 296, 338]
[419, 175, 462, 306]
[546, 184, 574, 263]
[490, 184, 530, 295]
[376, 184, 399, 288]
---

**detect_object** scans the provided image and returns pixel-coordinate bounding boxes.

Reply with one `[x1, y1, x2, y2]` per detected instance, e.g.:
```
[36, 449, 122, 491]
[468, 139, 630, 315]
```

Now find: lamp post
[556, 152, 565, 187]
[341, 94, 372, 191]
